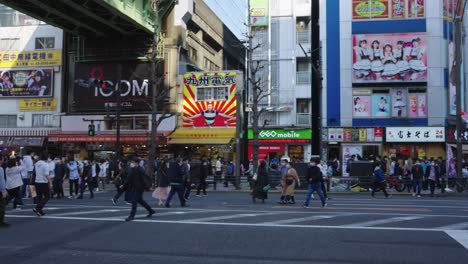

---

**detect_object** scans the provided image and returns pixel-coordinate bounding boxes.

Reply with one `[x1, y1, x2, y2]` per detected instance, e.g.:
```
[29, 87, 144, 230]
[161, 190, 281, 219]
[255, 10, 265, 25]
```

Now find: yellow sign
[0, 50, 61, 68]
[19, 98, 57, 111]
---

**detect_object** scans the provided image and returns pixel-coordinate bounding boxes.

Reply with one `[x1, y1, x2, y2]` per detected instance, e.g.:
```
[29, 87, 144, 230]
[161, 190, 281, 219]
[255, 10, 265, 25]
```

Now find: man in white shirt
[215, 158, 222, 182]
[22, 152, 34, 199]
[33, 153, 51, 217]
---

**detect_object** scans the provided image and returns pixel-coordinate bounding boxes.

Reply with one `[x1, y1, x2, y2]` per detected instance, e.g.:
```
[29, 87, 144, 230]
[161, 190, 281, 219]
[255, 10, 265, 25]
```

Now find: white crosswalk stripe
[343, 216, 423, 227]
[438, 222, 468, 230]
[51, 209, 126, 216]
[181, 213, 277, 222]
[260, 214, 346, 225]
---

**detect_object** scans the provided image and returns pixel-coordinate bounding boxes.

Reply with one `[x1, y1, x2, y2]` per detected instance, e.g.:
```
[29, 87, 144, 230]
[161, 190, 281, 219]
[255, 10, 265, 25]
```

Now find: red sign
[344, 128, 352, 142]
[374, 128, 383, 141]
[248, 145, 285, 160]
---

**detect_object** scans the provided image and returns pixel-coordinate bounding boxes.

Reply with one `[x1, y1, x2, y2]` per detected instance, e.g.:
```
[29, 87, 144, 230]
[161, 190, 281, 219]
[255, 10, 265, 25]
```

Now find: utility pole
[311, 0, 321, 159]
[454, 0, 467, 180]
[149, 0, 160, 178]
[115, 64, 122, 160]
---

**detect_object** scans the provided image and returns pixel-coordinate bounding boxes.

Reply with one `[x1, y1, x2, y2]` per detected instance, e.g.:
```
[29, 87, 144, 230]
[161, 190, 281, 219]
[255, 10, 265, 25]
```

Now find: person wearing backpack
[164, 158, 187, 208]
[121, 157, 155, 222]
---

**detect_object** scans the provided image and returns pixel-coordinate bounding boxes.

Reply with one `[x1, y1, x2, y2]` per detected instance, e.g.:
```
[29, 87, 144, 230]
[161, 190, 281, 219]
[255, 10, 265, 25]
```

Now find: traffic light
[88, 123, 95, 136]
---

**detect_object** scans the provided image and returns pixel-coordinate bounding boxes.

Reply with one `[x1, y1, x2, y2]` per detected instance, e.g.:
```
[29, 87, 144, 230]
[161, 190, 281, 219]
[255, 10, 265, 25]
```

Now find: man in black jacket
[165, 158, 187, 208]
[411, 159, 424, 197]
[303, 158, 326, 208]
[196, 156, 209, 196]
[122, 157, 155, 221]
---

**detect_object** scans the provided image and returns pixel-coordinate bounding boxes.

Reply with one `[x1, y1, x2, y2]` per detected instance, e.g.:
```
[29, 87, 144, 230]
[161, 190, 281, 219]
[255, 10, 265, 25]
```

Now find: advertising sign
[342, 145, 363, 177]
[344, 128, 353, 142]
[386, 127, 445, 142]
[353, 95, 371, 117]
[0, 68, 53, 97]
[352, 32, 427, 83]
[448, 40, 465, 115]
[353, 0, 424, 19]
[390, 88, 408, 117]
[0, 50, 61, 68]
[375, 127, 384, 141]
[72, 62, 153, 113]
[250, 0, 269, 27]
[371, 94, 390, 117]
[328, 128, 383, 142]
[446, 128, 468, 143]
[328, 128, 336, 141]
[19, 98, 56, 111]
[248, 129, 311, 140]
[182, 72, 237, 127]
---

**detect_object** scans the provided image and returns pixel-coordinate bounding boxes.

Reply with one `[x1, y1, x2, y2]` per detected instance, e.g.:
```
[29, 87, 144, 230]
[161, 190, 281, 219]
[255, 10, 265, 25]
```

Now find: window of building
[297, 99, 310, 113]
[106, 116, 148, 130]
[32, 114, 53, 127]
[203, 57, 209, 69]
[0, 115, 17, 128]
[189, 46, 198, 62]
[0, 38, 20, 51]
[197, 87, 229, 101]
[35, 37, 55, 49]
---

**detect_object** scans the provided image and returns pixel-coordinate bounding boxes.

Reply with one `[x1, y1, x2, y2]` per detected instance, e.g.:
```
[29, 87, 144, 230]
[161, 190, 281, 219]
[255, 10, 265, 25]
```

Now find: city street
[2, 192, 468, 264]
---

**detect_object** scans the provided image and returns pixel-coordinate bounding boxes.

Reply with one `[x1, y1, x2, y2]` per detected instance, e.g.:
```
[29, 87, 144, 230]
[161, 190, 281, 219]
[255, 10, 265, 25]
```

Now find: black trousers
[0, 193, 6, 224]
[184, 182, 192, 199]
[321, 180, 328, 199]
[69, 179, 79, 196]
[6, 186, 20, 209]
[35, 183, 50, 212]
[196, 179, 207, 195]
[371, 181, 389, 197]
[429, 179, 437, 195]
[129, 191, 152, 218]
[165, 185, 186, 206]
[53, 179, 64, 198]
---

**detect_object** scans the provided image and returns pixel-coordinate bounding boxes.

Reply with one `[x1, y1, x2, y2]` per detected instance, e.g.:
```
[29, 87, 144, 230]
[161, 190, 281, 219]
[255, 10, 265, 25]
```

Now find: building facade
[248, 0, 314, 163]
[0, 5, 63, 156]
[321, 0, 464, 175]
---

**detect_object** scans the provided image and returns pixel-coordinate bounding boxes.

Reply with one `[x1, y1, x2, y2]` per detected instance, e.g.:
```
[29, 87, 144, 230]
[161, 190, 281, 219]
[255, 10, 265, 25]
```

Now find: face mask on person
[130, 162, 136, 168]
[310, 162, 316, 166]
[281, 162, 286, 166]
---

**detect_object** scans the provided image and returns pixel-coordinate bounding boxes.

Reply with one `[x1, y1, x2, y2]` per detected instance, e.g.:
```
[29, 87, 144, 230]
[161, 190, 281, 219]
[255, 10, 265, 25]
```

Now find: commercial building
[0, 5, 63, 156]
[248, 0, 314, 163]
[321, 0, 463, 175]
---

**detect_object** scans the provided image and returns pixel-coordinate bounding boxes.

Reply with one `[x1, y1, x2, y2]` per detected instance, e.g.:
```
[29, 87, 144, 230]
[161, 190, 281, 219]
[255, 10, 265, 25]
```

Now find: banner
[0, 50, 61, 68]
[250, 0, 269, 27]
[19, 98, 56, 111]
[391, 88, 408, 117]
[72, 62, 153, 113]
[448, 40, 465, 115]
[386, 127, 445, 142]
[371, 94, 390, 117]
[352, 95, 371, 117]
[352, 32, 427, 83]
[0, 68, 53, 97]
[183, 72, 237, 127]
[342, 145, 363, 177]
[353, 0, 424, 20]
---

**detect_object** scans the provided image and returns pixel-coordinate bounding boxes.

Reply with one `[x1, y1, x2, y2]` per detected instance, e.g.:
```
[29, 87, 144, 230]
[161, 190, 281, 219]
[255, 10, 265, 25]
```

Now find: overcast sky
[203, 0, 248, 40]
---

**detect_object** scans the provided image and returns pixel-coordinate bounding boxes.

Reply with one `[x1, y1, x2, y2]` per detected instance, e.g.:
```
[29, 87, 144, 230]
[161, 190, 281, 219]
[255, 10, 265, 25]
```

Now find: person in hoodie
[303, 157, 327, 208]
[164, 158, 187, 208]
[371, 162, 390, 198]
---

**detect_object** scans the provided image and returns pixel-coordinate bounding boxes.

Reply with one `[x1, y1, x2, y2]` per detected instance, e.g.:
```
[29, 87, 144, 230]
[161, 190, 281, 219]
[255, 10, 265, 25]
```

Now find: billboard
[353, 0, 425, 20]
[352, 95, 371, 117]
[0, 50, 61, 68]
[371, 94, 390, 117]
[19, 98, 56, 111]
[72, 62, 153, 113]
[182, 72, 237, 128]
[250, 0, 269, 27]
[352, 32, 427, 83]
[0, 68, 53, 97]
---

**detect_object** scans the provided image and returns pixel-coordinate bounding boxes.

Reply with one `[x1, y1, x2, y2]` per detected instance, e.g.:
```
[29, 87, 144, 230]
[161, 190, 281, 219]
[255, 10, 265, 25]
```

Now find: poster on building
[336, 128, 344, 141]
[182, 72, 237, 127]
[342, 145, 363, 177]
[344, 128, 353, 142]
[352, 0, 389, 19]
[352, 32, 427, 83]
[359, 128, 367, 142]
[0, 50, 61, 68]
[391, 0, 406, 18]
[417, 94, 427, 117]
[448, 40, 465, 115]
[371, 94, 390, 117]
[353, 95, 371, 117]
[374, 127, 383, 141]
[391, 88, 408, 117]
[72, 62, 153, 113]
[328, 128, 336, 141]
[367, 128, 375, 141]
[0, 68, 53, 97]
[250, 0, 269, 27]
[408, 0, 425, 18]
[19, 98, 56, 111]
[352, 128, 360, 141]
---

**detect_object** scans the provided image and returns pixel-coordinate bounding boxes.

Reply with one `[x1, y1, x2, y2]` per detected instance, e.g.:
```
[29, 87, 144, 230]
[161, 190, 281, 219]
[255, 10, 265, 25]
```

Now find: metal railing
[296, 71, 311, 85]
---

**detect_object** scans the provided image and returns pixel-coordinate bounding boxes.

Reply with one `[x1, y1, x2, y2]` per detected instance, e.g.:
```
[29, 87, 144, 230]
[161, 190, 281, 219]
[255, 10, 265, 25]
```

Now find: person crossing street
[303, 157, 327, 208]
[33, 153, 52, 216]
[165, 158, 187, 208]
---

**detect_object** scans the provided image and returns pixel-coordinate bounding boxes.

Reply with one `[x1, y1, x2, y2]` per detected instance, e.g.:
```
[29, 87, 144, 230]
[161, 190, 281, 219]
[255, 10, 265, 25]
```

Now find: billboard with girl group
[352, 32, 427, 83]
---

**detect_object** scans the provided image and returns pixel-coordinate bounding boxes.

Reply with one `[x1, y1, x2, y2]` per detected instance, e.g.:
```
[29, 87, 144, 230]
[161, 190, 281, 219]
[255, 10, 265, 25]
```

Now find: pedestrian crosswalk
[6, 205, 468, 231]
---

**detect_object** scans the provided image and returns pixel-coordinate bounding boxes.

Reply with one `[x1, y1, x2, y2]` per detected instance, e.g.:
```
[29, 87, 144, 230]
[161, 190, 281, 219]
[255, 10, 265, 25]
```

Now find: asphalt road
[2, 191, 468, 264]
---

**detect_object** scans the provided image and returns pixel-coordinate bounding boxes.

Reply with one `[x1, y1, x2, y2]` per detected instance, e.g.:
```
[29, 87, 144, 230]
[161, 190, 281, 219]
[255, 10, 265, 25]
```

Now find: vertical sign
[250, 0, 269, 27]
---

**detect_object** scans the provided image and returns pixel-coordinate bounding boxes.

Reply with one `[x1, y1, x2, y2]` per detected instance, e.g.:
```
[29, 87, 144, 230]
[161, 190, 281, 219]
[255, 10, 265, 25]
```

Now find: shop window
[197, 87, 229, 101]
[0, 115, 17, 128]
[32, 114, 53, 127]
[35, 37, 54, 49]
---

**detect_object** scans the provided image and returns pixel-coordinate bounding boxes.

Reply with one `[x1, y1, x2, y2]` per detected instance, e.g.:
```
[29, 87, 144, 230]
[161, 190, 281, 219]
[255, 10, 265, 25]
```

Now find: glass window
[106, 117, 148, 130]
[35, 37, 55, 49]
[0, 115, 17, 128]
[197, 87, 229, 102]
[297, 99, 310, 113]
[32, 114, 53, 127]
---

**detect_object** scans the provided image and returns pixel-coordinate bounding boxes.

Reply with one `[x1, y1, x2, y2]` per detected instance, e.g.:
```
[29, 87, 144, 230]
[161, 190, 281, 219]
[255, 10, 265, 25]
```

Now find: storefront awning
[169, 128, 235, 145]
[10, 137, 44, 147]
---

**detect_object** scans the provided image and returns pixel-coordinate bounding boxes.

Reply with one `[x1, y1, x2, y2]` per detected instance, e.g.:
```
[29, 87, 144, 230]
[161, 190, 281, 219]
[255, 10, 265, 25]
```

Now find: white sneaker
[311, 194, 315, 199]
[412, 193, 416, 197]
[417, 195, 421, 198]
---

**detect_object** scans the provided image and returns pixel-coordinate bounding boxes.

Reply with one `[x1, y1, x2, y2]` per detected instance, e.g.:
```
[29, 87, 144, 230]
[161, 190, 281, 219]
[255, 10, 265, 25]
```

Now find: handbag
[285, 178, 294, 185]
[28, 185, 37, 198]
[262, 185, 270, 192]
